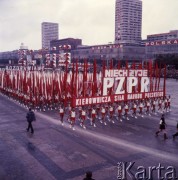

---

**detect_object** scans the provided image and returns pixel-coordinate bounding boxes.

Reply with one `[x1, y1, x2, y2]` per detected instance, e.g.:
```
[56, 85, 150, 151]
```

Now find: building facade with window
[50, 38, 82, 52]
[145, 30, 178, 59]
[115, 0, 142, 45]
[72, 43, 145, 63]
[42, 22, 59, 49]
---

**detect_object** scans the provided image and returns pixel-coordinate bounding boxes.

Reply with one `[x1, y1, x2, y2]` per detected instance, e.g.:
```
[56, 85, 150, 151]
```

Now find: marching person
[70, 108, 76, 130]
[80, 107, 87, 129]
[117, 103, 122, 121]
[143, 99, 147, 111]
[167, 95, 171, 112]
[48, 95, 53, 110]
[155, 114, 168, 140]
[146, 100, 151, 116]
[109, 104, 115, 123]
[59, 104, 65, 126]
[78, 106, 82, 121]
[100, 106, 107, 125]
[132, 101, 137, 119]
[96, 104, 100, 119]
[67, 104, 72, 123]
[42, 95, 46, 112]
[54, 94, 59, 109]
[88, 105, 92, 120]
[26, 108, 36, 134]
[39, 95, 44, 111]
[105, 103, 109, 118]
[124, 102, 129, 120]
[91, 107, 97, 127]
[172, 122, 178, 140]
[158, 98, 163, 113]
[164, 97, 168, 112]
[152, 98, 156, 114]
[139, 101, 144, 117]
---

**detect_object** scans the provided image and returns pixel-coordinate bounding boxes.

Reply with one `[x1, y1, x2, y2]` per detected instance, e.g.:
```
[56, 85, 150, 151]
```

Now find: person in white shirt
[146, 100, 151, 116]
[59, 104, 64, 125]
[167, 95, 171, 111]
[139, 101, 144, 117]
[117, 104, 122, 121]
[158, 98, 163, 112]
[100, 106, 107, 125]
[124, 103, 129, 120]
[70, 108, 76, 130]
[109, 104, 115, 123]
[132, 102, 137, 119]
[164, 97, 168, 112]
[80, 107, 86, 129]
[91, 107, 97, 127]
[152, 99, 156, 114]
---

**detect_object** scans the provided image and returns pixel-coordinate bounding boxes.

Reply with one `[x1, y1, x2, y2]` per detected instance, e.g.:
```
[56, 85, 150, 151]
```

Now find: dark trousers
[27, 121, 34, 133]
[173, 132, 178, 137]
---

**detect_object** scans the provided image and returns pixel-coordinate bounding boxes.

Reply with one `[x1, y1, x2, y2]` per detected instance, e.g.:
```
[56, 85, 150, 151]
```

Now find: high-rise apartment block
[42, 22, 59, 49]
[115, 0, 142, 45]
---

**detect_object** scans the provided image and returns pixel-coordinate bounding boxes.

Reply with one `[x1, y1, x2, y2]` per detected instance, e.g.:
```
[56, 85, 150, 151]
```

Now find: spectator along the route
[26, 108, 36, 134]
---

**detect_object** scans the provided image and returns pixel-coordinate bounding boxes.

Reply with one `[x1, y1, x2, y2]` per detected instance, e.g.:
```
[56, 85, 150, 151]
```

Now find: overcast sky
[0, 0, 178, 51]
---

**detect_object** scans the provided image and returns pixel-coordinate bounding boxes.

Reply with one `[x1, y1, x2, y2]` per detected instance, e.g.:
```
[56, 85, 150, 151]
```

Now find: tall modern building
[115, 0, 142, 45]
[42, 22, 59, 49]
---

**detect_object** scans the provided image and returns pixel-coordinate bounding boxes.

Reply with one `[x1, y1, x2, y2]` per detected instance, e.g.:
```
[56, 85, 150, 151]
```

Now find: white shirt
[82, 110, 86, 116]
[92, 109, 96, 114]
[125, 105, 128, 110]
[71, 111, 75, 118]
[118, 106, 121, 110]
[60, 108, 64, 113]
[109, 107, 113, 112]
[101, 108, 105, 113]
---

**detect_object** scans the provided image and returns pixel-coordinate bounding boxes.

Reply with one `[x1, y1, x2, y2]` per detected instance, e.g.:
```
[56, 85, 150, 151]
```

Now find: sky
[0, 0, 178, 51]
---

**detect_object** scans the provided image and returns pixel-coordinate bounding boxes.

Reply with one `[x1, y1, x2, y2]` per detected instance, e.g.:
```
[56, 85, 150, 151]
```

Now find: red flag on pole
[101, 60, 106, 96]
[92, 60, 97, 96]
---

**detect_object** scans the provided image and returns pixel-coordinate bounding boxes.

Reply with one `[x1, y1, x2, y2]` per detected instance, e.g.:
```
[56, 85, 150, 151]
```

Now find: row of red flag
[0, 60, 166, 108]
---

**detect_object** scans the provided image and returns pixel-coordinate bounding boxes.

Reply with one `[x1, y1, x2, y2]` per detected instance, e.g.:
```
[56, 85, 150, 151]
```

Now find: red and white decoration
[0, 60, 166, 110]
